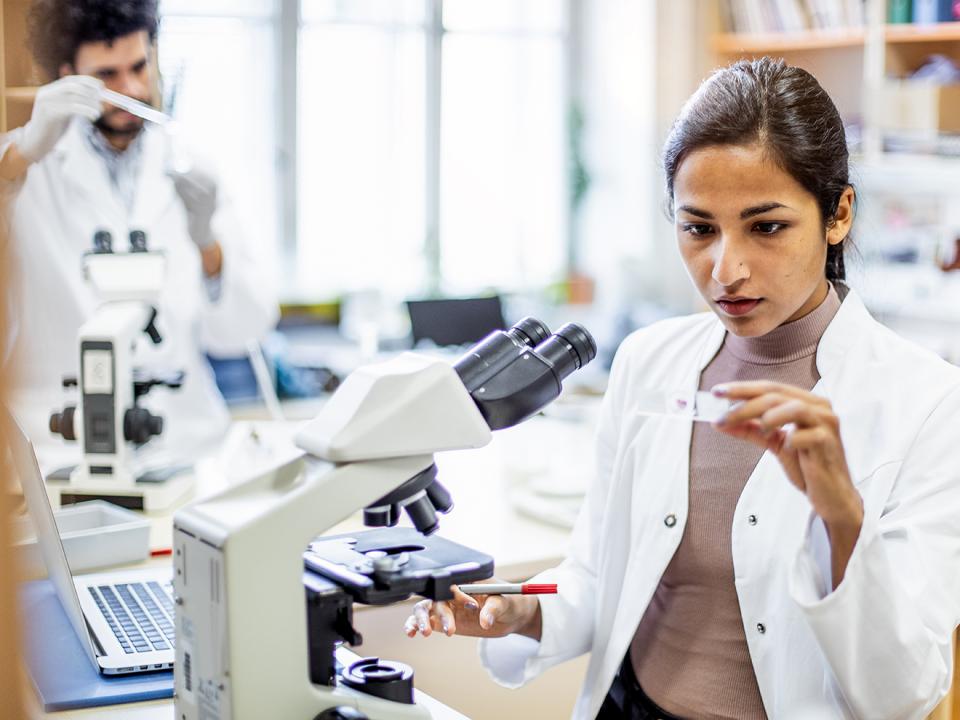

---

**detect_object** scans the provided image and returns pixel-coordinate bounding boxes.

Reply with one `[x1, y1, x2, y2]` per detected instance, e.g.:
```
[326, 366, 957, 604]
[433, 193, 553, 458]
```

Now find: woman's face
[673, 143, 853, 337]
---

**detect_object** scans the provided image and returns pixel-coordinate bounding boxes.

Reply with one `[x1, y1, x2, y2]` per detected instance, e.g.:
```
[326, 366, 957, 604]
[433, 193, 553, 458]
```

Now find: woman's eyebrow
[677, 205, 713, 219]
[740, 202, 790, 219]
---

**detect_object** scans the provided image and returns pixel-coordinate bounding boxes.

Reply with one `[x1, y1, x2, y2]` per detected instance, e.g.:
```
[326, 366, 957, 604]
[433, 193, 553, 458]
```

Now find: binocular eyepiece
[454, 317, 597, 394]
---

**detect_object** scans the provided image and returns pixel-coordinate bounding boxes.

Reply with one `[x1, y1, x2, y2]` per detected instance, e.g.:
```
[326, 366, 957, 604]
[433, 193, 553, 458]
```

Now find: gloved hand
[168, 161, 218, 250]
[18, 76, 103, 163]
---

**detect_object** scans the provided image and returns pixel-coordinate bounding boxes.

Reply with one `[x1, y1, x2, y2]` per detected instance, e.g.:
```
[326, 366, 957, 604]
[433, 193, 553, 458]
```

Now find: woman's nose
[711, 237, 750, 287]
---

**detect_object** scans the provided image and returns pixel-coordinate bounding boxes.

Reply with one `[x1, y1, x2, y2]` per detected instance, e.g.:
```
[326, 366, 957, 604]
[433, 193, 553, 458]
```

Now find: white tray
[15, 500, 151, 575]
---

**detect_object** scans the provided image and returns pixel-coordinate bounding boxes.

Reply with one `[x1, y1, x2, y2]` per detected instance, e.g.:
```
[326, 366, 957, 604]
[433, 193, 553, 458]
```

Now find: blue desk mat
[21, 579, 173, 712]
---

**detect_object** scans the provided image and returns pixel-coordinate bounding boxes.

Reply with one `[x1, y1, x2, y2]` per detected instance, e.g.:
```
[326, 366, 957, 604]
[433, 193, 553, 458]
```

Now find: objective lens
[533, 323, 598, 382]
[403, 495, 439, 536]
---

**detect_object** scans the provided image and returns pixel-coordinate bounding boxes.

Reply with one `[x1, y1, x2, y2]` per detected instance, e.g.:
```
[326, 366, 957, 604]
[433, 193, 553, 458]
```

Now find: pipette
[100, 87, 172, 125]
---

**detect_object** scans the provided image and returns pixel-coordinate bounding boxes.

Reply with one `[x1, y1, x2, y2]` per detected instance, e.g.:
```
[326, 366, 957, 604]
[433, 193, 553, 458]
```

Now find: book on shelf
[888, 0, 913, 23]
[911, 0, 959, 23]
[721, 0, 865, 34]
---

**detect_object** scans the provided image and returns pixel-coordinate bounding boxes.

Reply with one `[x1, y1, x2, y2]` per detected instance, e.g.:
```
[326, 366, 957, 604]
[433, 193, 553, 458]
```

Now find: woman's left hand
[713, 381, 864, 585]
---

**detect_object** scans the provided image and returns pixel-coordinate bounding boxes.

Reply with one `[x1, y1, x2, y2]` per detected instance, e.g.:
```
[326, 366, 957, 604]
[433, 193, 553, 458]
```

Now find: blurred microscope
[173, 317, 597, 719]
[47, 230, 190, 512]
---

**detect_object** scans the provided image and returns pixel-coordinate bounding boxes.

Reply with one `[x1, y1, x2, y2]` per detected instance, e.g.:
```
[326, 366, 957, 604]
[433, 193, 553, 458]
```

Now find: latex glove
[168, 161, 218, 250]
[18, 76, 103, 162]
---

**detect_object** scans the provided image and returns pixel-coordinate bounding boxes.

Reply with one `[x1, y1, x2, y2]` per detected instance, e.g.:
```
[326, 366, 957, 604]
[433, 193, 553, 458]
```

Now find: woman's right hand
[404, 582, 542, 641]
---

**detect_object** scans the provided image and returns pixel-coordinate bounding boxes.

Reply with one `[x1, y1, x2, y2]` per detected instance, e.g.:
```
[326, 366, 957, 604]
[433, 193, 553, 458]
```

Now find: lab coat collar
[55, 118, 126, 223]
[813, 285, 871, 390]
[694, 284, 870, 390]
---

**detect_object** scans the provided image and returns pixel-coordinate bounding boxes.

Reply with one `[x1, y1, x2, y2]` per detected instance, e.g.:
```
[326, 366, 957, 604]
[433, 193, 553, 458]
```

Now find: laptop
[7, 410, 175, 675]
[406, 296, 505, 347]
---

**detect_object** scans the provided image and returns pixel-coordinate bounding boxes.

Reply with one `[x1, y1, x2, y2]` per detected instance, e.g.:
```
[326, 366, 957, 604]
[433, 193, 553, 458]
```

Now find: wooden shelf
[5, 85, 35, 100]
[714, 22, 960, 54]
[885, 22, 960, 44]
[713, 28, 865, 54]
[713, 29, 865, 53]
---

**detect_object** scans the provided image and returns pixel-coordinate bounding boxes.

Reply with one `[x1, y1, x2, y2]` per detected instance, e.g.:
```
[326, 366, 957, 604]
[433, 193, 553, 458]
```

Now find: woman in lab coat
[406, 58, 960, 719]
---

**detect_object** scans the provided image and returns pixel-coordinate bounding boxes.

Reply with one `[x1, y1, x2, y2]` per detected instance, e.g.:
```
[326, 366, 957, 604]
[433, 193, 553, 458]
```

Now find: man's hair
[27, 0, 159, 80]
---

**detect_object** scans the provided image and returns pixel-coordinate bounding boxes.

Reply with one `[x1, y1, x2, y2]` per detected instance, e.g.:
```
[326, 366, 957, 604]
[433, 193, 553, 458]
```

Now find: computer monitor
[406, 296, 505, 347]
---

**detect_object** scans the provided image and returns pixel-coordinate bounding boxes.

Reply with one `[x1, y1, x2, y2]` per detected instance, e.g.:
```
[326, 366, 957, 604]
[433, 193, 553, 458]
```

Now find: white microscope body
[173, 319, 598, 720]
[48, 233, 191, 511]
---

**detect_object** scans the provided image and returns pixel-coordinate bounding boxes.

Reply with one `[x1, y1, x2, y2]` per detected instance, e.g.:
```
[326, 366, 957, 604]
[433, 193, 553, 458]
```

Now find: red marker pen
[457, 583, 557, 595]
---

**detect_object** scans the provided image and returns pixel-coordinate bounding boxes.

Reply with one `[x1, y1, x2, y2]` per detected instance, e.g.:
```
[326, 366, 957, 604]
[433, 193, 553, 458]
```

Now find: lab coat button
[748, 514, 758, 525]
[664, 513, 677, 528]
[757, 622, 766, 634]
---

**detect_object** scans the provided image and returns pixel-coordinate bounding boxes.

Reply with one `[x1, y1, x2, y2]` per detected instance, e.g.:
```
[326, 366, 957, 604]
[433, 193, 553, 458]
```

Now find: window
[441, 0, 569, 293]
[159, 0, 279, 280]
[159, 0, 570, 299]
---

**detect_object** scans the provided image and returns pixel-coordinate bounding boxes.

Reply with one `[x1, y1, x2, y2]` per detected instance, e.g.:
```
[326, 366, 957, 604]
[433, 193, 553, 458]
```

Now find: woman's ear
[828, 186, 855, 246]
[58, 63, 74, 79]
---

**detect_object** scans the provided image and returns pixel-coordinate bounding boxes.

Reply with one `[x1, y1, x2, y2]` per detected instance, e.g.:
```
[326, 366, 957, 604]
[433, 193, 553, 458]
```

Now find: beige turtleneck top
[629, 283, 842, 719]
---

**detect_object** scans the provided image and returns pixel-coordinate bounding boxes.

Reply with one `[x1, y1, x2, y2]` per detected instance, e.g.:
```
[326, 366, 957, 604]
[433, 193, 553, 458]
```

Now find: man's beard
[94, 110, 145, 140]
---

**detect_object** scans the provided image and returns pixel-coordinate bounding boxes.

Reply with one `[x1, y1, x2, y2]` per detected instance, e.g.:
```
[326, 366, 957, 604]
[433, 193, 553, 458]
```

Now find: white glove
[168, 160, 219, 250]
[18, 76, 103, 163]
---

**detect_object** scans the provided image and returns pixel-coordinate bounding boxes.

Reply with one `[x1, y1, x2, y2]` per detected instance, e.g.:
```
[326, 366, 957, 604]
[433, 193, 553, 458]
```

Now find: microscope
[47, 230, 191, 512]
[172, 318, 597, 719]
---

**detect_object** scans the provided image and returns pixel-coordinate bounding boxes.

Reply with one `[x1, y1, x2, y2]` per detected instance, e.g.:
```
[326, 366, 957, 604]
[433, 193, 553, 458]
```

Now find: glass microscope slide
[635, 388, 734, 423]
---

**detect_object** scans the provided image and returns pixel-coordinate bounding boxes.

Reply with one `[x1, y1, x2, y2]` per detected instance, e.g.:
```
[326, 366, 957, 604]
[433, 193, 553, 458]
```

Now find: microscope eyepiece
[93, 230, 113, 254]
[453, 316, 551, 392]
[507, 316, 550, 348]
[533, 322, 598, 381]
[129, 230, 148, 252]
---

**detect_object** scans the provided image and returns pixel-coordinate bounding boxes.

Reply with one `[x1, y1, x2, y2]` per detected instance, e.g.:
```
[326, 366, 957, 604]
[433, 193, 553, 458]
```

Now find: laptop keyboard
[88, 581, 175, 655]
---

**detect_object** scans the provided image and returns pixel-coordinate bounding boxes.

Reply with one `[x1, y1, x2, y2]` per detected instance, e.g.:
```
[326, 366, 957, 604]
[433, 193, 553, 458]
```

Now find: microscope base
[49, 469, 193, 512]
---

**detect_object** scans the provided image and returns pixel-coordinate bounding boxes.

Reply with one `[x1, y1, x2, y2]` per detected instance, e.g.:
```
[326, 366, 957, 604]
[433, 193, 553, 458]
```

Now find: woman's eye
[682, 223, 714, 237]
[753, 222, 787, 235]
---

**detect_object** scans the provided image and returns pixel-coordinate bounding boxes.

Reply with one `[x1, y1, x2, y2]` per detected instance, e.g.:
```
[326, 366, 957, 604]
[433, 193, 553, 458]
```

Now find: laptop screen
[406, 296, 505, 347]
[3, 409, 100, 666]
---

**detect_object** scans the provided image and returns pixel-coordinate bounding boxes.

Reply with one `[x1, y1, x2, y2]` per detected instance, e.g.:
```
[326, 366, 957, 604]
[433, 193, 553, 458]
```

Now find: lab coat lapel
[604, 318, 729, 689]
[55, 120, 127, 238]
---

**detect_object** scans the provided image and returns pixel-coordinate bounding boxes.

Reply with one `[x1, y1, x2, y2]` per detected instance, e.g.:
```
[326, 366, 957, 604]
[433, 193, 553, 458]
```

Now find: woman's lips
[716, 298, 762, 316]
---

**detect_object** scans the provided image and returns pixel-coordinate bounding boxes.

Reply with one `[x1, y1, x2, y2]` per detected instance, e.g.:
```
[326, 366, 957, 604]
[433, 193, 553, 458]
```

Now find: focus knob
[124, 407, 164, 445]
[49, 406, 77, 441]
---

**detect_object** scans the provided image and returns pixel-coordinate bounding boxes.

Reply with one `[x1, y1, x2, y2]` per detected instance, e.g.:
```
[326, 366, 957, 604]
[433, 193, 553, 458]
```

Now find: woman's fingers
[717, 393, 786, 427]
[433, 599, 457, 636]
[714, 380, 830, 407]
[451, 584, 481, 611]
[479, 595, 507, 630]
[413, 599, 434, 637]
[404, 615, 418, 638]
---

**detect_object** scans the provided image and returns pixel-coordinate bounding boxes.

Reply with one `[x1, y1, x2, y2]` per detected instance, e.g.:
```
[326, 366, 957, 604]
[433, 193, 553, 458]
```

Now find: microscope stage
[304, 527, 495, 604]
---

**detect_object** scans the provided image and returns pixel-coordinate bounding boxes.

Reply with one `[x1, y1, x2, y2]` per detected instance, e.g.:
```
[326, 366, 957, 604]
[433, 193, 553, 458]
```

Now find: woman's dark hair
[663, 57, 852, 281]
[27, 0, 159, 81]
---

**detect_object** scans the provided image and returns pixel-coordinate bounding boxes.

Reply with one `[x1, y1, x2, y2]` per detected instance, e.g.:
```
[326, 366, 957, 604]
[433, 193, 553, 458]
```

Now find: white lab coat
[2, 119, 278, 463]
[480, 289, 960, 719]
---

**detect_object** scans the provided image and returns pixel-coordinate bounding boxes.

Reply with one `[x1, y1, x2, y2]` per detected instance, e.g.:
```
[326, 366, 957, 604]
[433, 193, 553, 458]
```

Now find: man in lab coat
[0, 0, 278, 465]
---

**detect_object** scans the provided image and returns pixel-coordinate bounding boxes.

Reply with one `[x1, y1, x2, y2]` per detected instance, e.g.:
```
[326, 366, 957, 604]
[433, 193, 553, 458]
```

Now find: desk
[32, 413, 593, 719]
